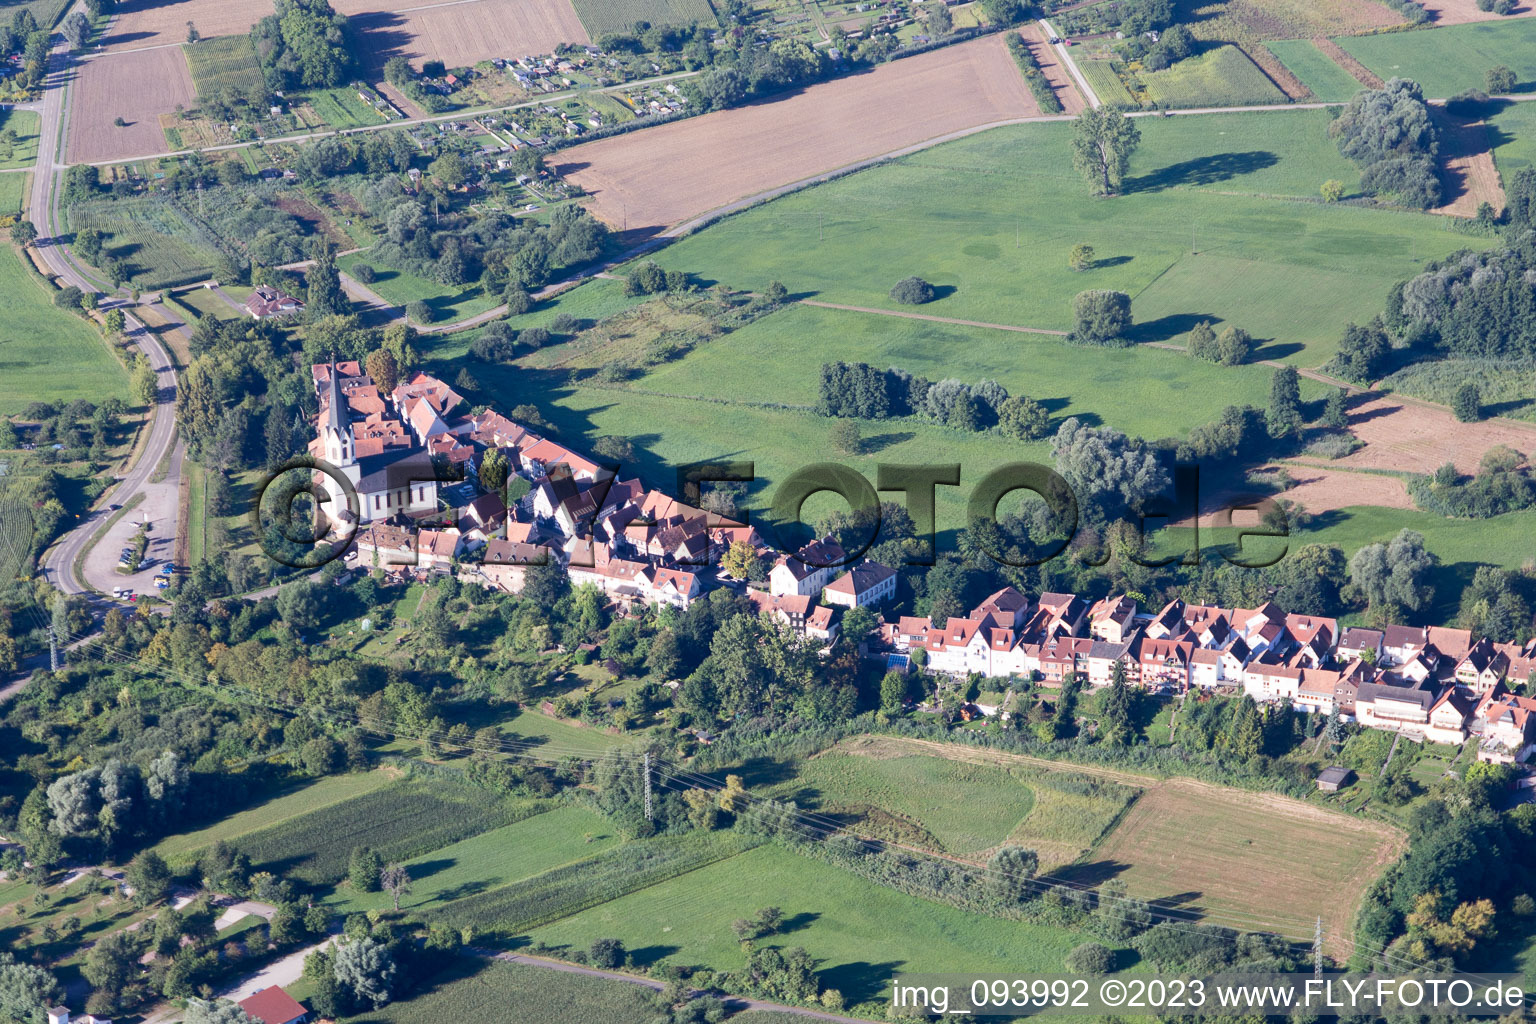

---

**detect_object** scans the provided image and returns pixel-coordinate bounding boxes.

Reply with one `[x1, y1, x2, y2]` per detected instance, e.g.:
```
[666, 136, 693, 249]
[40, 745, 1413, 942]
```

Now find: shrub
[1072, 290, 1132, 345]
[520, 326, 550, 350]
[504, 288, 532, 315]
[830, 420, 861, 456]
[1444, 89, 1493, 117]
[1064, 941, 1115, 974]
[1487, 66, 1517, 94]
[351, 263, 377, 284]
[1187, 321, 1218, 361]
[1068, 243, 1095, 272]
[1453, 382, 1482, 422]
[890, 276, 935, 304]
[1320, 179, 1344, 203]
[1216, 326, 1251, 366]
[406, 300, 434, 324]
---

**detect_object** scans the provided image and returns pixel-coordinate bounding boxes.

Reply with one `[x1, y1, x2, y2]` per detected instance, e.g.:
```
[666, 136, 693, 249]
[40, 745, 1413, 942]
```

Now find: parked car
[153, 578, 169, 590]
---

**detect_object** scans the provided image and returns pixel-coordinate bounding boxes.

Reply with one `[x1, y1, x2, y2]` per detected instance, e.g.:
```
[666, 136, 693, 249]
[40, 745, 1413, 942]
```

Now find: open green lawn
[339, 252, 502, 324]
[0, 108, 40, 170]
[327, 805, 620, 916]
[774, 752, 1035, 856]
[652, 112, 1482, 368]
[149, 770, 396, 865]
[307, 87, 383, 130]
[500, 705, 632, 755]
[351, 959, 667, 1024]
[1265, 39, 1366, 103]
[528, 844, 1085, 1009]
[1141, 44, 1287, 108]
[429, 277, 647, 361]
[468, 298, 1327, 540]
[1490, 97, 1536, 179]
[0, 182, 130, 416]
[1335, 19, 1536, 99]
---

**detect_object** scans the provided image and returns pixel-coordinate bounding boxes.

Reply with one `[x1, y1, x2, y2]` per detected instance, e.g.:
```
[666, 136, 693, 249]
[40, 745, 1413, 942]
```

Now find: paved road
[1039, 18, 1099, 108]
[26, 10, 187, 600]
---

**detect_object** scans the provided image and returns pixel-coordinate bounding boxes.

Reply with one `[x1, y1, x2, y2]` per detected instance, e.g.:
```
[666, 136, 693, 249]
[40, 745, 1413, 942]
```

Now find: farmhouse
[236, 986, 308, 1024]
[245, 285, 305, 319]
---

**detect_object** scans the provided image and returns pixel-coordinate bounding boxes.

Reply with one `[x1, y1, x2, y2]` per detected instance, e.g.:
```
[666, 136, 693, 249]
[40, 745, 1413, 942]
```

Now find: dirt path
[1313, 37, 1382, 88]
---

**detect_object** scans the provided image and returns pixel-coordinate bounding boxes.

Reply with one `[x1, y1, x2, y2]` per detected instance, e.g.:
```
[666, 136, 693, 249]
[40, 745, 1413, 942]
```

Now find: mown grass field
[651, 111, 1483, 367]
[307, 87, 384, 129]
[327, 805, 620, 916]
[1263, 38, 1366, 103]
[235, 777, 541, 884]
[0, 179, 130, 416]
[68, 198, 223, 289]
[1335, 18, 1536, 98]
[149, 770, 396, 865]
[528, 843, 1083, 1008]
[0, 108, 40, 170]
[1141, 45, 1287, 107]
[570, 0, 712, 35]
[183, 34, 265, 101]
[499, 705, 632, 756]
[777, 752, 1036, 856]
[1490, 98, 1536, 177]
[1085, 778, 1404, 953]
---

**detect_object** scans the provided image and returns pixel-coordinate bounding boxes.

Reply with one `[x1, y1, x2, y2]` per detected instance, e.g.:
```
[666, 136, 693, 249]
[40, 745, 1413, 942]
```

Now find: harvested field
[101, 0, 267, 52]
[837, 735, 1402, 954]
[350, 0, 590, 72]
[1418, 0, 1536, 23]
[1266, 462, 1414, 513]
[1334, 394, 1536, 476]
[67, 48, 195, 163]
[557, 35, 1042, 234]
[1432, 113, 1506, 218]
[1083, 778, 1405, 955]
[1020, 22, 1086, 114]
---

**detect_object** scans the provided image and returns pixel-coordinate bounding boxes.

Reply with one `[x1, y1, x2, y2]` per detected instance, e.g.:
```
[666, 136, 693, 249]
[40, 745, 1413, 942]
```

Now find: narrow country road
[26, 7, 187, 601]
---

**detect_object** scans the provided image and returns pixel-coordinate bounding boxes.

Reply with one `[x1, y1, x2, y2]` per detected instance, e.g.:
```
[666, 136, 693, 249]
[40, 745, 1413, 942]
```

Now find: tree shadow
[410, 858, 457, 881]
[1126, 312, 1221, 344]
[1249, 339, 1302, 362]
[1054, 858, 1130, 888]
[628, 943, 680, 966]
[1093, 255, 1132, 269]
[1123, 151, 1279, 193]
[861, 430, 915, 453]
[822, 960, 905, 1006]
[778, 911, 821, 934]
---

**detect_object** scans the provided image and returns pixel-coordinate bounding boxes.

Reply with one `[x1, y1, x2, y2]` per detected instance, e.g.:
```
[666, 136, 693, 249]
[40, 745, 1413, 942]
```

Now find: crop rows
[184, 35, 266, 102]
[69, 198, 225, 289]
[428, 830, 759, 939]
[235, 779, 542, 884]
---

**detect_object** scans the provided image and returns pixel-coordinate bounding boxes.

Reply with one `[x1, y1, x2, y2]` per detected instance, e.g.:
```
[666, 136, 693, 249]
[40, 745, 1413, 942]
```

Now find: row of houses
[306, 359, 1536, 762]
[877, 589, 1536, 763]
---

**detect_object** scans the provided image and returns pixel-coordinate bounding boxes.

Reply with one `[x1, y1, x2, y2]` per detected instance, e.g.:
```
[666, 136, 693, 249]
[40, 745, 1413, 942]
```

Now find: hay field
[557, 35, 1042, 234]
[67, 48, 195, 163]
[1418, 0, 1536, 23]
[349, 0, 590, 71]
[848, 736, 1401, 954]
[101, 0, 269, 52]
[1086, 778, 1405, 954]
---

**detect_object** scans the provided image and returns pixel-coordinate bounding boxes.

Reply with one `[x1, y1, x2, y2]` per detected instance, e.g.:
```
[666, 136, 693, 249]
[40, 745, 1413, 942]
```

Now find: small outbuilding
[1316, 766, 1353, 792]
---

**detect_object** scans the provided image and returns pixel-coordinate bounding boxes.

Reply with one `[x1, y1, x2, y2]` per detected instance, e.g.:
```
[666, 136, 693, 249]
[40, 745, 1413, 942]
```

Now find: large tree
[1070, 107, 1141, 195]
[333, 936, 397, 1010]
[1349, 527, 1435, 617]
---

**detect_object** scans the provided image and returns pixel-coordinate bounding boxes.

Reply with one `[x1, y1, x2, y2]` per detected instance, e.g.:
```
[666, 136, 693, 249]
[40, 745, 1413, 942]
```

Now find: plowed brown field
[1418, 0, 1536, 23]
[102, 0, 268, 52]
[556, 34, 1044, 235]
[348, 0, 590, 71]
[67, 47, 194, 163]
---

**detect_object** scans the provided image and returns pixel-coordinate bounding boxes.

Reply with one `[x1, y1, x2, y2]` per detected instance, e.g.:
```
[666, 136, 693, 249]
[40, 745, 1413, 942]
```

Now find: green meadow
[1335, 19, 1536, 99]
[1265, 39, 1366, 103]
[652, 111, 1484, 367]
[0, 176, 130, 416]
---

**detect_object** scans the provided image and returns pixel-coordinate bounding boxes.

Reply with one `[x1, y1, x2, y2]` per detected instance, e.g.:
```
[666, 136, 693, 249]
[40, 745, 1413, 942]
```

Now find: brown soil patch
[349, 0, 590, 72]
[839, 735, 1402, 954]
[1018, 23, 1086, 114]
[102, 0, 268, 52]
[1252, 43, 1312, 100]
[1432, 112, 1506, 218]
[1269, 462, 1414, 513]
[1313, 36, 1383, 87]
[1333, 394, 1536, 476]
[1418, 0, 1536, 23]
[557, 35, 1042, 235]
[68, 48, 195, 163]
